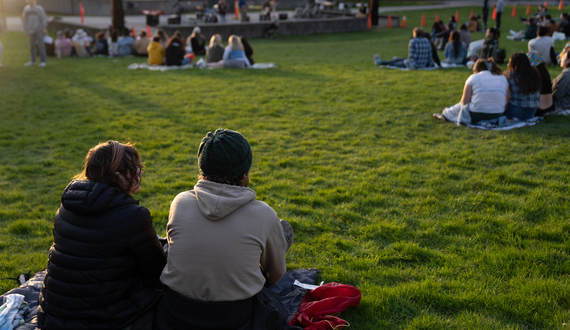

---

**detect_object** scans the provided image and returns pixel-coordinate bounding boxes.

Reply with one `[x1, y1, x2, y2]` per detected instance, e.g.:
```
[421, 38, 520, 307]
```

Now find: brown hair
[473, 57, 502, 75]
[505, 52, 541, 95]
[73, 141, 144, 194]
[198, 174, 246, 186]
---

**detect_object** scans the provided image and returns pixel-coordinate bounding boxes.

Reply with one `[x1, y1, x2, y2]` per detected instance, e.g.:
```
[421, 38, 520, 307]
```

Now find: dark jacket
[191, 36, 206, 55]
[166, 40, 185, 66]
[37, 180, 167, 330]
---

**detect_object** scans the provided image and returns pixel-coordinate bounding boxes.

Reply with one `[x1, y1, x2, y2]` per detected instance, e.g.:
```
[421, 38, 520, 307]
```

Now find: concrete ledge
[160, 16, 399, 39]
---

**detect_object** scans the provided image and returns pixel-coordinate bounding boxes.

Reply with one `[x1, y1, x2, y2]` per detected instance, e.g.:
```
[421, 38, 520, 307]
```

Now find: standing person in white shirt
[528, 26, 556, 65]
[21, 0, 47, 67]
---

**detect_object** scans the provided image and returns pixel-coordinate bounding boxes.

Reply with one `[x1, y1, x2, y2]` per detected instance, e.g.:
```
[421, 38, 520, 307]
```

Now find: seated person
[435, 58, 508, 125]
[478, 27, 499, 60]
[37, 141, 167, 330]
[467, 15, 481, 32]
[155, 28, 169, 48]
[71, 28, 92, 57]
[508, 17, 538, 40]
[458, 23, 471, 48]
[373, 27, 434, 69]
[155, 129, 292, 330]
[133, 29, 150, 56]
[147, 36, 165, 65]
[201, 35, 251, 68]
[108, 29, 119, 57]
[520, 5, 549, 22]
[431, 19, 446, 42]
[559, 13, 570, 36]
[448, 15, 457, 30]
[93, 31, 108, 56]
[503, 52, 541, 120]
[528, 26, 555, 65]
[443, 31, 467, 65]
[188, 26, 206, 55]
[546, 18, 558, 36]
[205, 34, 225, 63]
[165, 35, 190, 66]
[434, 23, 455, 50]
[54, 30, 72, 58]
[117, 29, 135, 57]
[422, 31, 441, 67]
[527, 51, 555, 116]
[552, 49, 570, 111]
[241, 36, 255, 65]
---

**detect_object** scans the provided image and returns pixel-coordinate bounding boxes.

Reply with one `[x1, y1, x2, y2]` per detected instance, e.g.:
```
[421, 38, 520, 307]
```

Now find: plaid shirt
[507, 73, 540, 108]
[405, 37, 433, 69]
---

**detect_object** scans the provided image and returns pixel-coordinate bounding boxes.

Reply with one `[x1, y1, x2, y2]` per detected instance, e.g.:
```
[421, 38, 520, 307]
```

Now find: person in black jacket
[165, 35, 189, 66]
[37, 140, 167, 330]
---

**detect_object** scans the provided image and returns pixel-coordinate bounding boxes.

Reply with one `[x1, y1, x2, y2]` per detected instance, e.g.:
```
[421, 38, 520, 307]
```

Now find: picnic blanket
[1, 268, 319, 330]
[127, 62, 277, 71]
[376, 63, 464, 70]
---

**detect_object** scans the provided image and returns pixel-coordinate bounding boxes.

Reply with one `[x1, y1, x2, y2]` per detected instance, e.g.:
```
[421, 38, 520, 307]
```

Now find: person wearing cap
[155, 129, 293, 330]
[22, 0, 47, 67]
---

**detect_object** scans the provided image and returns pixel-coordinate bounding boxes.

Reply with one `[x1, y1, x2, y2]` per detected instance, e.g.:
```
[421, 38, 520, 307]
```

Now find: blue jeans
[504, 103, 537, 121]
[379, 58, 406, 68]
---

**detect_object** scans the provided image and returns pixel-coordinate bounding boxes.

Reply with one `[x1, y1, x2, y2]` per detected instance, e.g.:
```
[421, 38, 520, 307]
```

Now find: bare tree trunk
[0, 0, 6, 33]
[111, 0, 125, 33]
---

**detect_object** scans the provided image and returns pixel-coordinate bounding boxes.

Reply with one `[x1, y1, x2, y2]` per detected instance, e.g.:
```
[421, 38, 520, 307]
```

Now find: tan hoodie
[160, 180, 287, 302]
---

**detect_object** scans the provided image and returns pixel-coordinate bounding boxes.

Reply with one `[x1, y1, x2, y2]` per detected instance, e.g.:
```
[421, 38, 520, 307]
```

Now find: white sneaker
[39, 62, 46, 67]
[196, 58, 206, 69]
[24, 61, 35, 66]
[373, 54, 381, 65]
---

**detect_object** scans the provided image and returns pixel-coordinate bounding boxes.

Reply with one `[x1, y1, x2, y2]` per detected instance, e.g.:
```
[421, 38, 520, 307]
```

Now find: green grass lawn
[1, 6, 570, 329]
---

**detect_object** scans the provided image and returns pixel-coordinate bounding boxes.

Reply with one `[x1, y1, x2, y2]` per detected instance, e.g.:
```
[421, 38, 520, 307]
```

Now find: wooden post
[112, 0, 125, 33]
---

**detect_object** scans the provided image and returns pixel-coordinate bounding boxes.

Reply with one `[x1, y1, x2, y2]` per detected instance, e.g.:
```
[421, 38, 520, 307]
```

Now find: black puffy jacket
[37, 180, 167, 330]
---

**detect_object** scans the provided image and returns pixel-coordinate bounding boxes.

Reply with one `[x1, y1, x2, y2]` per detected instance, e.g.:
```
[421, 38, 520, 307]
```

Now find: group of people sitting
[434, 48, 570, 125]
[146, 27, 255, 68]
[50, 26, 255, 68]
[37, 131, 295, 330]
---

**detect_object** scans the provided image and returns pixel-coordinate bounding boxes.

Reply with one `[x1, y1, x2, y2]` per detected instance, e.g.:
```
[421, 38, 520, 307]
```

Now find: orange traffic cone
[435, 12, 439, 21]
[455, 10, 459, 23]
[544, 1, 548, 8]
[79, 1, 85, 24]
[512, 5, 516, 17]
[559, 0, 564, 10]
[526, 4, 531, 14]
[387, 15, 392, 27]
[367, 12, 372, 29]
[402, 15, 407, 28]
[421, 13, 426, 26]
[492, 6, 497, 19]
[235, 0, 239, 19]
[131, 26, 136, 37]
[147, 25, 151, 38]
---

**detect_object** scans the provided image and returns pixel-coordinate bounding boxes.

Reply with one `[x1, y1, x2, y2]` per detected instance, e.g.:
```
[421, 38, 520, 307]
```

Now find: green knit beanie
[198, 129, 252, 178]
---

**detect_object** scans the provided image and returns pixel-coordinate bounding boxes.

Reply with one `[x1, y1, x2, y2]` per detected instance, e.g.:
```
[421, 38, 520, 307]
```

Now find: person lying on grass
[37, 141, 167, 330]
[434, 58, 508, 125]
[155, 129, 294, 330]
[373, 27, 434, 69]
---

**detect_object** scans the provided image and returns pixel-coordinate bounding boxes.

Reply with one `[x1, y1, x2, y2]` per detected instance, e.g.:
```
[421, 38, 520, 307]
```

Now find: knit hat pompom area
[198, 129, 252, 178]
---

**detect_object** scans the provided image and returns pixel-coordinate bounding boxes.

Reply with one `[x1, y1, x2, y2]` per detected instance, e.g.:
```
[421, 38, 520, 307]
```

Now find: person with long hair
[93, 31, 109, 56]
[435, 58, 509, 124]
[205, 34, 224, 63]
[199, 34, 250, 68]
[154, 28, 169, 48]
[443, 30, 467, 65]
[108, 29, 119, 57]
[527, 51, 555, 116]
[552, 49, 570, 111]
[37, 141, 167, 330]
[503, 52, 541, 120]
[188, 26, 206, 55]
[422, 31, 441, 67]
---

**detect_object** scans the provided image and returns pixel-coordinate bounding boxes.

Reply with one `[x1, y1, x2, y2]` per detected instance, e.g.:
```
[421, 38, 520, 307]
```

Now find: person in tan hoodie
[133, 29, 150, 56]
[155, 129, 293, 330]
[147, 36, 165, 65]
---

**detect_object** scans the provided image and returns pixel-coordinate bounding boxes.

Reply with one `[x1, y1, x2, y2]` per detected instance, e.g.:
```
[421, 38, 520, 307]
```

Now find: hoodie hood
[194, 180, 256, 221]
[61, 180, 138, 215]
